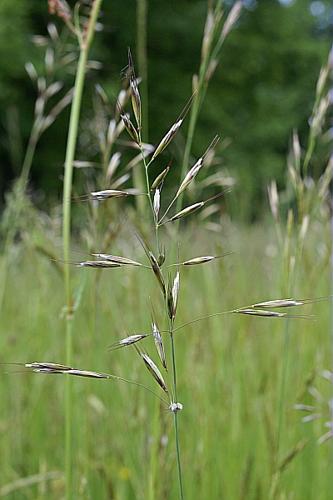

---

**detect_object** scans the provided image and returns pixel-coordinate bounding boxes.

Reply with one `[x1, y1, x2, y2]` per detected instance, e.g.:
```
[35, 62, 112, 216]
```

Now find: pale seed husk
[110, 333, 148, 350]
[91, 254, 143, 267]
[140, 352, 168, 393]
[183, 255, 215, 265]
[65, 369, 111, 379]
[25, 362, 71, 371]
[153, 189, 161, 220]
[137, 235, 166, 295]
[151, 165, 170, 190]
[90, 189, 129, 200]
[152, 322, 167, 370]
[251, 298, 304, 309]
[128, 49, 141, 129]
[24, 362, 110, 379]
[168, 202, 204, 222]
[175, 136, 219, 197]
[130, 81, 141, 130]
[148, 251, 166, 296]
[176, 158, 203, 197]
[151, 119, 183, 161]
[120, 113, 140, 144]
[172, 272, 180, 318]
[77, 260, 122, 269]
[233, 308, 286, 318]
[167, 272, 180, 320]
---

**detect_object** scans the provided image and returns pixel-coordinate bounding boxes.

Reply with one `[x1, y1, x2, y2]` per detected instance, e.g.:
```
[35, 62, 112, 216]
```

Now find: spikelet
[120, 113, 140, 144]
[251, 298, 304, 309]
[153, 189, 161, 220]
[109, 333, 148, 350]
[176, 157, 203, 197]
[90, 189, 129, 201]
[138, 351, 168, 393]
[25, 362, 110, 379]
[152, 322, 167, 370]
[168, 202, 204, 223]
[233, 309, 286, 318]
[151, 120, 183, 161]
[151, 165, 171, 190]
[182, 255, 222, 266]
[77, 260, 122, 269]
[168, 272, 180, 320]
[91, 254, 143, 267]
[148, 251, 166, 296]
[128, 49, 141, 130]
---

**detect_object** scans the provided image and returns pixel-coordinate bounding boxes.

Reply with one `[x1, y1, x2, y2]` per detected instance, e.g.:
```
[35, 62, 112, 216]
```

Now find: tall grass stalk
[61, 1, 103, 496]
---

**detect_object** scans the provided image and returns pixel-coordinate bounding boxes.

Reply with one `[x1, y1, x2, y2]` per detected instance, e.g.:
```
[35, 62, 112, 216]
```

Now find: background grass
[0, 220, 331, 499]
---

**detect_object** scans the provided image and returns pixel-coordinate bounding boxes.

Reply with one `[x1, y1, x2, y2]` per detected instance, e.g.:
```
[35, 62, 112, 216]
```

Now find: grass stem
[62, 2, 103, 496]
[169, 326, 184, 500]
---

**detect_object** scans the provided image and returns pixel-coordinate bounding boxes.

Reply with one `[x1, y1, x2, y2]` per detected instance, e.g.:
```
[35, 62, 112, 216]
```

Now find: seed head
[152, 322, 167, 370]
[176, 158, 203, 197]
[110, 333, 148, 350]
[251, 299, 304, 309]
[77, 260, 122, 269]
[233, 308, 286, 318]
[24, 362, 110, 379]
[90, 189, 129, 201]
[120, 113, 140, 144]
[151, 165, 171, 190]
[151, 119, 183, 161]
[153, 189, 161, 220]
[127, 49, 142, 129]
[168, 272, 180, 320]
[183, 255, 215, 266]
[91, 254, 143, 267]
[168, 202, 204, 223]
[148, 251, 166, 296]
[139, 351, 168, 393]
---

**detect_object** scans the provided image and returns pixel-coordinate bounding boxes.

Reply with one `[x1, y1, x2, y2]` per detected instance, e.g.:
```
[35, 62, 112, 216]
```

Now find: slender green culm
[62, 1, 103, 497]
[170, 328, 185, 500]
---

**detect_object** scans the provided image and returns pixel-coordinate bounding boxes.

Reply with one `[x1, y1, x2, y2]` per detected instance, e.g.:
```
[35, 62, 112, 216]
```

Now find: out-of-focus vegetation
[0, 0, 332, 219]
[0, 222, 331, 499]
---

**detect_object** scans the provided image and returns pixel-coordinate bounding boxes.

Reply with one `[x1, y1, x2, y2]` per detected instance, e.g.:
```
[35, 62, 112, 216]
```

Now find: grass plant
[0, 2, 332, 500]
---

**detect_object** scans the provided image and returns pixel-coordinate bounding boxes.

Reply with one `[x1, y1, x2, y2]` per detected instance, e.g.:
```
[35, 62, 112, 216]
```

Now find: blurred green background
[0, 0, 331, 219]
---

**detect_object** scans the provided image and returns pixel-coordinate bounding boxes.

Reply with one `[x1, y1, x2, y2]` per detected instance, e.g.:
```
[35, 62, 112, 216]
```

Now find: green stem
[62, 2, 103, 497]
[170, 328, 184, 500]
